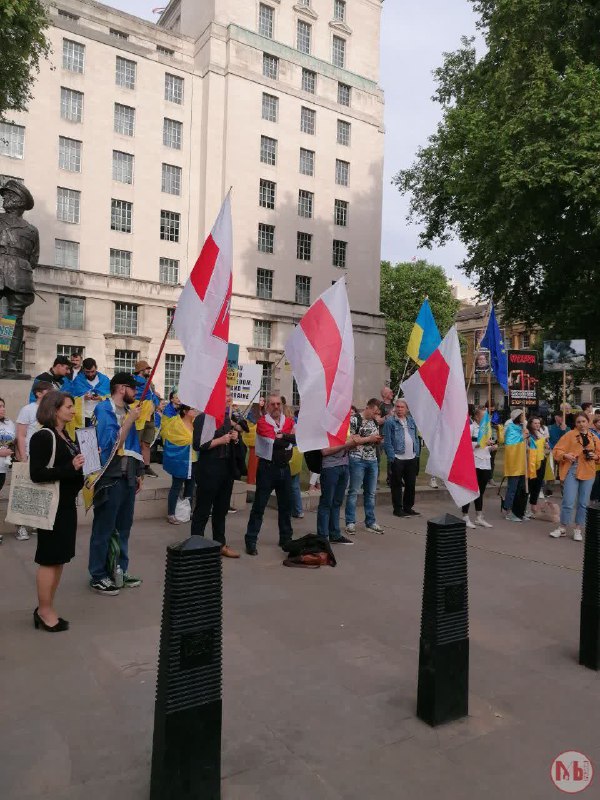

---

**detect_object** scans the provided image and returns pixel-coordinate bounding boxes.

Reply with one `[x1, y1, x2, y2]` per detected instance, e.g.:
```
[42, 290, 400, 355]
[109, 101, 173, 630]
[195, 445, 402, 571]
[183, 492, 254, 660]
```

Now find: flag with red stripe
[174, 193, 232, 443]
[285, 278, 354, 451]
[401, 325, 478, 508]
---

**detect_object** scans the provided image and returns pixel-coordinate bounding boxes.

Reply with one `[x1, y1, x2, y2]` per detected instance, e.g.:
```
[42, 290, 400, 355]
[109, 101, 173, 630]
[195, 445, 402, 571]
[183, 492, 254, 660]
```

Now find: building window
[110, 28, 128, 40]
[160, 210, 181, 242]
[256, 268, 273, 299]
[114, 103, 135, 136]
[337, 82, 351, 106]
[297, 20, 311, 54]
[258, 360, 272, 395]
[258, 3, 274, 38]
[334, 0, 346, 22]
[57, 187, 81, 223]
[161, 163, 182, 195]
[302, 68, 316, 94]
[297, 232, 312, 261]
[110, 248, 132, 277]
[114, 349, 139, 372]
[334, 198, 348, 226]
[295, 275, 311, 305]
[300, 106, 316, 135]
[157, 45, 174, 56]
[159, 257, 179, 284]
[164, 354, 184, 393]
[58, 136, 82, 172]
[573, 388, 582, 406]
[259, 179, 276, 209]
[165, 73, 184, 104]
[520, 333, 531, 349]
[593, 388, 600, 407]
[60, 87, 83, 122]
[292, 376, 300, 407]
[62, 39, 85, 73]
[260, 135, 277, 166]
[0, 123, 25, 159]
[253, 320, 272, 349]
[337, 119, 351, 146]
[59, 296, 84, 330]
[115, 56, 136, 89]
[332, 36, 346, 68]
[333, 239, 347, 268]
[263, 53, 279, 80]
[298, 190, 313, 219]
[299, 148, 315, 176]
[167, 307, 177, 338]
[336, 159, 349, 186]
[298, 0, 311, 5]
[163, 117, 182, 149]
[258, 223, 275, 253]
[114, 303, 138, 335]
[262, 93, 279, 122]
[111, 199, 132, 233]
[54, 239, 79, 270]
[57, 344, 85, 360]
[112, 150, 134, 184]
[58, 9, 79, 20]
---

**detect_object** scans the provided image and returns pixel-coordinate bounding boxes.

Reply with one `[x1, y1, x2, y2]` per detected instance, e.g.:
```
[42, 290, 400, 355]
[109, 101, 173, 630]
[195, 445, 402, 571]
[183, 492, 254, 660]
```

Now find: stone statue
[0, 180, 38, 376]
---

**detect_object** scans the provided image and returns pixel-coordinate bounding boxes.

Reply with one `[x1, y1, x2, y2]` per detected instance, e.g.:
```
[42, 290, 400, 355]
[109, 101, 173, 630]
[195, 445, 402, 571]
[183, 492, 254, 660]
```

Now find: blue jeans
[167, 475, 194, 516]
[89, 477, 137, 580]
[317, 464, 349, 540]
[290, 473, 303, 516]
[561, 464, 594, 526]
[503, 475, 524, 513]
[345, 457, 378, 526]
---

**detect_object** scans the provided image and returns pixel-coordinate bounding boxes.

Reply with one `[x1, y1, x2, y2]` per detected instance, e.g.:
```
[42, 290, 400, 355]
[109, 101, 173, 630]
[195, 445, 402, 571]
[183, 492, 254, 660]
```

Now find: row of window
[258, 179, 348, 225]
[258, 3, 347, 67]
[61, 38, 184, 102]
[256, 270, 311, 305]
[58, 297, 177, 337]
[261, 93, 351, 143]
[54, 240, 180, 283]
[257, 225, 347, 268]
[263, 53, 351, 107]
[260, 137, 350, 185]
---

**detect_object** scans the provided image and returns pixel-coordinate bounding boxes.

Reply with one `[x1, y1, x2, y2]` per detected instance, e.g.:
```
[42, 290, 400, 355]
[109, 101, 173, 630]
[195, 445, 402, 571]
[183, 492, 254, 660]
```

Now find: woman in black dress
[29, 391, 84, 632]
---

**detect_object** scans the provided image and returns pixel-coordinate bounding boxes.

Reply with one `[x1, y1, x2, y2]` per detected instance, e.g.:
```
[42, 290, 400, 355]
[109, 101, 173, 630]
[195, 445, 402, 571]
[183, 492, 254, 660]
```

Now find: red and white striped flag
[401, 325, 478, 508]
[175, 194, 232, 443]
[285, 278, 354, 451]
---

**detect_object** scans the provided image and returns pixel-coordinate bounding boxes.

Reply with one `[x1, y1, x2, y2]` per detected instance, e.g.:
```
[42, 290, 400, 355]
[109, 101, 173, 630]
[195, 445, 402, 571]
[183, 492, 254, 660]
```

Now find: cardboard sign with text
[231, 364, 263, 404]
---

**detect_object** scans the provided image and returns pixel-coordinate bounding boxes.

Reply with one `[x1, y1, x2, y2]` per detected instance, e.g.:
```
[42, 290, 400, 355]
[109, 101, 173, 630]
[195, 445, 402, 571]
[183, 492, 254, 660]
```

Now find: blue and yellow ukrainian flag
[407, 299, 442, 365]
[477, 410, 491, 448]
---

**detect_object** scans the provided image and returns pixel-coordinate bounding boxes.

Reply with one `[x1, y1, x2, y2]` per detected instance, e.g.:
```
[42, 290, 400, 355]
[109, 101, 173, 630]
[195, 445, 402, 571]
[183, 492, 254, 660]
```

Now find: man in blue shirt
[383, 399, 421, 517]
[548, 410, 570, 450]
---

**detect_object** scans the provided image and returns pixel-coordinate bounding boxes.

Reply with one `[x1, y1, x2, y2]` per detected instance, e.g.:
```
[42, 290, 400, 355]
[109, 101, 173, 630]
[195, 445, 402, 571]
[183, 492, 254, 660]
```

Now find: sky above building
[107, 0, 479, 282]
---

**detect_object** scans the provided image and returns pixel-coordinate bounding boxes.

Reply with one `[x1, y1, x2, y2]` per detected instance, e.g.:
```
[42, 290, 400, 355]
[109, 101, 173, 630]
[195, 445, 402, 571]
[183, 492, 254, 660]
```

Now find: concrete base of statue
[0, 376, 33, 420]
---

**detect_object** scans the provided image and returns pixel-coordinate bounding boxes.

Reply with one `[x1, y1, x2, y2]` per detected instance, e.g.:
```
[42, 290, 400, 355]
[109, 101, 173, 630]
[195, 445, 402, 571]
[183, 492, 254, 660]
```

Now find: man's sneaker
[144, 466, 158, 478]
[15, 526, 29, 541]
[405, 509, 420, 516]
[331, 535, 354, 545]
[123, 573, 142, 588]
[367, 523, 384, 534]
[573, 528, 583, 542]
[549, 526, 566, 538]
[505, 512, 522, 523]
[488, 478, 499, 487]
[429, 477, 439, 489]
[90, 577, 120, 596]
[345, 522, 356, 534]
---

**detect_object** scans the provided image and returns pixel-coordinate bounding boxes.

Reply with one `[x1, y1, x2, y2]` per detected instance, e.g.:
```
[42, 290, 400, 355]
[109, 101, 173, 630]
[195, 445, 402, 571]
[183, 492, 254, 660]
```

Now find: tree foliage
[380, 260, 459, 387]
[395, 0, 600, 354]
[0, 0, 50, 121]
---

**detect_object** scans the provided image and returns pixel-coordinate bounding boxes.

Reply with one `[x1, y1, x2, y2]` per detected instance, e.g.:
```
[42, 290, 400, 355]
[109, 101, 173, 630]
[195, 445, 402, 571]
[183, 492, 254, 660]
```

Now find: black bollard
[417, 514, 469, 727]
[150, 536, 223, 800]
[579, 502, 600, 670]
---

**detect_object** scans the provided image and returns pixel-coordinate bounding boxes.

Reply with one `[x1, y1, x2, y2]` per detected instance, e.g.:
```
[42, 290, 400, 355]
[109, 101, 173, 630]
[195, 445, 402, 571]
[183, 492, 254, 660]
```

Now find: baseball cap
[110, 372, 137, 391]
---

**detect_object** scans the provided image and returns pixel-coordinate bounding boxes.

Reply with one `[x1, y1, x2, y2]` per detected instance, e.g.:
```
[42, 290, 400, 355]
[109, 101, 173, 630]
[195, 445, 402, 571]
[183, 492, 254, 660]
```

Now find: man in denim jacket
[383, 398, 421, 517]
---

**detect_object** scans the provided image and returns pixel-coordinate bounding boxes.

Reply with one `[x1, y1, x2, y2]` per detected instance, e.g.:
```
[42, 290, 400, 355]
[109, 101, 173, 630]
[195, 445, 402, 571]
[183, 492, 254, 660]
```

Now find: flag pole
[140, 308, 176, 402]
[395, 357, 410, 399]
[562, 368, 567, 417]
[239, 351, 288, 417]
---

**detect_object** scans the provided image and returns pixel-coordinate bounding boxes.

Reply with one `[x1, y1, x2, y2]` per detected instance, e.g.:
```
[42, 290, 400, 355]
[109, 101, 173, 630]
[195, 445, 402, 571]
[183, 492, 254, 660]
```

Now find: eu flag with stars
[480, 304, 508, 393]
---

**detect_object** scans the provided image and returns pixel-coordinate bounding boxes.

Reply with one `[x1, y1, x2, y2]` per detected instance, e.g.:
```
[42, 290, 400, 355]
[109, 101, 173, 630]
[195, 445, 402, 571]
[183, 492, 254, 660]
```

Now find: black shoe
[90, 577, 120, 596]
[33, 608, 69, 632]
[330, 535, 354, 545]
[393, 510, 407, 517]
[279, 540, 292, 550]
[404, 509, 420, 516]
[144, 466, 158, 478]
[245, 545, 258, 556]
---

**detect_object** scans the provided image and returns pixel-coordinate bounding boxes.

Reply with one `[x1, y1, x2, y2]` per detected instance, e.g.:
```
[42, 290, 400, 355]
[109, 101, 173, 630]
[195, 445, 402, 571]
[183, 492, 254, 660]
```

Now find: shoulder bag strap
[45, 428, 57, 469]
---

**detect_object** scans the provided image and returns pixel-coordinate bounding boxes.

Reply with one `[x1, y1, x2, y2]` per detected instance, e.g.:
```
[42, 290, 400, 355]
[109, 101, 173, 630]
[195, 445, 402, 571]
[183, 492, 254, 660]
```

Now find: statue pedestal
[0, 376, 33, 419]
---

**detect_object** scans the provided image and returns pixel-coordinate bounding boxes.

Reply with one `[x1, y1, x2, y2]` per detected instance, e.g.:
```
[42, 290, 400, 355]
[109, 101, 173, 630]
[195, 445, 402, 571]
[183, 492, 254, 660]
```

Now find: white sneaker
[345, 523, 356, 534]
[573, 528, 583, 542]
[539, 490, 545, 500]
[505, 512, 522, 523]
[523, 510, 532, 519]
[366, 523, 384, 534]
[429, 477, 439, 489]
[463, 514, 476, 529]
[15, 526, 30, 541]
[549, 526, 566, 538]
[476, 514, 493, 528]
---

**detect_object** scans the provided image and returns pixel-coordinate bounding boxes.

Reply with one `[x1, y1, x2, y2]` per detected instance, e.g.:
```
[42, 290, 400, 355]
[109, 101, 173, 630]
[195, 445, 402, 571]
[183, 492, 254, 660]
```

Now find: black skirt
[35, 495, 79, 566]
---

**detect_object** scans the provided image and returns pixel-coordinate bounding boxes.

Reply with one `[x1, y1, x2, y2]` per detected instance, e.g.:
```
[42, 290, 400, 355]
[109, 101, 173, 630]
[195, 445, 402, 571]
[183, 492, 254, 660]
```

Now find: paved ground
[1, 489, 598, 800]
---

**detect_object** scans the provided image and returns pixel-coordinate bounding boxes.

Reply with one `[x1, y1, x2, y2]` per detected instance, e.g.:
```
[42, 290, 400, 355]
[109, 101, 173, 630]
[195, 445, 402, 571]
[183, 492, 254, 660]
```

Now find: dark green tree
[0, 0, 50, 121]
[380, 259, 459, 386]
[395, 0, 600, 356]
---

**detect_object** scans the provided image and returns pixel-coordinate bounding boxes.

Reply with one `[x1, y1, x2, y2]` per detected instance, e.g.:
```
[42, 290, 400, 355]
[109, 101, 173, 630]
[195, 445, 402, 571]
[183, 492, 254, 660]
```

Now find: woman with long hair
[29, 391, 84, 631]
[527, 416, 549, 516]
[161, 405, 197, 524]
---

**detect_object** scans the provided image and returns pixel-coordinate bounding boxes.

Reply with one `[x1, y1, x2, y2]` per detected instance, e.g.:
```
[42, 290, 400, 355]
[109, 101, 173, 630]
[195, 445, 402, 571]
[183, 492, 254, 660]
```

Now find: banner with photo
[508, 350, 539, 407]
[543, 340, 586, 372]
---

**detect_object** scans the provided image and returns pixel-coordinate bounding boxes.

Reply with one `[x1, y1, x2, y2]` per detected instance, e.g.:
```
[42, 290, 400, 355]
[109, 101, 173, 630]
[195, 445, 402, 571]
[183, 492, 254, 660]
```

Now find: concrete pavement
[0, 491, 598, 799]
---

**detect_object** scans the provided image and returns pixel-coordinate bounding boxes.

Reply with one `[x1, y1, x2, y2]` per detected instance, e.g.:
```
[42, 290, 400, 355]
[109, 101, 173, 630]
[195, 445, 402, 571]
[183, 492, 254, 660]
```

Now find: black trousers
[529, 459, 547, 506]
[245, 460, 293, 547]
[191, 458, 234, 546]
[390, 457, 418, 513]
[462, 468, 491, 513]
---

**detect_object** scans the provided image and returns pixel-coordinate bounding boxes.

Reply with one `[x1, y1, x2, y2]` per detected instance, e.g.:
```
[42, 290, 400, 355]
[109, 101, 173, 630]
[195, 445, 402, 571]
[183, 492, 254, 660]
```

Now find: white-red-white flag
[175, 193, 232, 443]
[285, 278, 354, 451]
[401, 326, 478, 508]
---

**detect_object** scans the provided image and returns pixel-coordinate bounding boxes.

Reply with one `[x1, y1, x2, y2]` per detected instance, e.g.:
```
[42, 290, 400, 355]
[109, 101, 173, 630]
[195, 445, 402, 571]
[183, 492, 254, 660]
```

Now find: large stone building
[0, 0, 386, 400]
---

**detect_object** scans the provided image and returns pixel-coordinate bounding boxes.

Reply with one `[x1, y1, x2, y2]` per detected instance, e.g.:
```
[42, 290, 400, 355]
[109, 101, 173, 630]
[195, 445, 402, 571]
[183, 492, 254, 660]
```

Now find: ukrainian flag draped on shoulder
[161, 415, 195, 479]
[477, 410, 491, 448]
[407, 299, 441, 366]
[66, 371, 111, 436]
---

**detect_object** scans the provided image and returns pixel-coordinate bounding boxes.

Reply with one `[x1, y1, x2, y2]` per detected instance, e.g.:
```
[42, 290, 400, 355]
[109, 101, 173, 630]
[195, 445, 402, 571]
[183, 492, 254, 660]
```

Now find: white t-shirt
[16, 402, 40, 457]
[84, 375, 100, 419]
[394, 418, 414, 461]
[0, 418, 15, 473]
[471, 421, 492, 469]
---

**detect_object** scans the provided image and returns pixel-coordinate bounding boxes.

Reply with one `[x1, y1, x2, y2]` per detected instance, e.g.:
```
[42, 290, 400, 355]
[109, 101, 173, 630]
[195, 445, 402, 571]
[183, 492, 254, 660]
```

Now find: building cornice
[293, 4, 318, 21]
